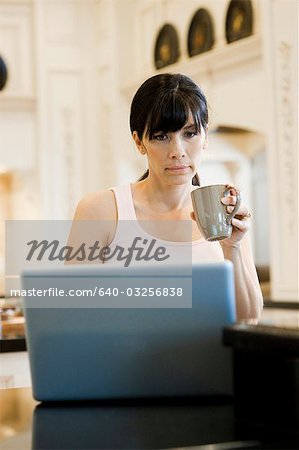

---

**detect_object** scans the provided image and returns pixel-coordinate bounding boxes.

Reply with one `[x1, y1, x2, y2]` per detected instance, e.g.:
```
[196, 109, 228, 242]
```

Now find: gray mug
[191, 184, 241, 241]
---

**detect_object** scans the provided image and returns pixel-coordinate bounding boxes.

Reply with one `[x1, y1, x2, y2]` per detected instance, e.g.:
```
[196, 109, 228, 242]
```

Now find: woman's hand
[220, 187, 251, 248]
[190, 186, 252, 248]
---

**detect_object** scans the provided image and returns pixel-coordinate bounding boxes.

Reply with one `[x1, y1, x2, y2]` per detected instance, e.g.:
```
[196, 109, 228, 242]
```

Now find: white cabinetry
[0, 1, 36, 172]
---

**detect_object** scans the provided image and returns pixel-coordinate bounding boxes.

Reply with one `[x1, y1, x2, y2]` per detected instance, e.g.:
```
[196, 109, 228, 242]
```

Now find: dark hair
[130, 73, 209, 186]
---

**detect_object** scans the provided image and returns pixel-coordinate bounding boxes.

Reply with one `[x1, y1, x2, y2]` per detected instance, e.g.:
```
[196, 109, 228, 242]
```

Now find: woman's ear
[132, 131, 146, 155]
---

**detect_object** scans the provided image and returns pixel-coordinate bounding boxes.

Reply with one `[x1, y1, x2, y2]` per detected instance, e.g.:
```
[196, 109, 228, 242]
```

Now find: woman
[74, 73, 263, 320]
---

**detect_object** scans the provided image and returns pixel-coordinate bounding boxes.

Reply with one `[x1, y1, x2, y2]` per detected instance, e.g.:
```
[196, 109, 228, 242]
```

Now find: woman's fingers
[235, 207, 252, 220]
[222, 197, 251, 219]
[233, 204, 251, 219]
[221, 195, 236, 205]
[231, 217, 250, 232]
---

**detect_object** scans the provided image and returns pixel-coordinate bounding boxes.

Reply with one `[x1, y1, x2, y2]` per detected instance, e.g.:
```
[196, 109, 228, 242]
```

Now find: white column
[34, 0, 93, 219]
[263, 0, 298, 301]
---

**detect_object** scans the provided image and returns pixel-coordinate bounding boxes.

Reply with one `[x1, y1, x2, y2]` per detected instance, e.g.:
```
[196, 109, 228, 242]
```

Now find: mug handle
[223, 185, 241, 224]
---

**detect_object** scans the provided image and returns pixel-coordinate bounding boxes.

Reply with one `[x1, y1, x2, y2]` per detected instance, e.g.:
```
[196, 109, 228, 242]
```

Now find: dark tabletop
[0, 387, 298, 449]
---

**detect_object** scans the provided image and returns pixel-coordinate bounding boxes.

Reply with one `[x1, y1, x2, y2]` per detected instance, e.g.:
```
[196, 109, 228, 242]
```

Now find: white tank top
[105, 184, 224, 267]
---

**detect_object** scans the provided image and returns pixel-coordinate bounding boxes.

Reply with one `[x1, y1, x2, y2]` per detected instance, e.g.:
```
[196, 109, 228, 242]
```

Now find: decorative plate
[154, 24, 180, 70]
[0, 56, 8, 91]
[225, 0, 253, 43]
[188, 8, 215, 57]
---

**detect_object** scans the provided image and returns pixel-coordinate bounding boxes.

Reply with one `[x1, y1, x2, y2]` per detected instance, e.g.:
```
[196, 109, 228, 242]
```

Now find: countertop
[1, 387, 298, 449]
[1, 303, 298, 353]
[0, 306, 298, 448]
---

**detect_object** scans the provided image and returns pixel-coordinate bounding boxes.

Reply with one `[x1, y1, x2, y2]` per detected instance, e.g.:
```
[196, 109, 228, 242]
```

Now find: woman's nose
[168, 136, 186, 158]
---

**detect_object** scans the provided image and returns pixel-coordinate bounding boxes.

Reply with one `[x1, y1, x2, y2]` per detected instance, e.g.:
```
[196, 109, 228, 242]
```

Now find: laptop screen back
[22, 261, 236, 401]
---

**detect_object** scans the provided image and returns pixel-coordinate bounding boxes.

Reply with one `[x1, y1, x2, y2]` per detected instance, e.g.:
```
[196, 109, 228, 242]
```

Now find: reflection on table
[0, 387, 298, 450]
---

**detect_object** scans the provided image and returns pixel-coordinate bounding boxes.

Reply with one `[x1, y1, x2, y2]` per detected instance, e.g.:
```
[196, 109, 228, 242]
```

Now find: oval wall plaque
[188, 8, 215, 57]
[154, 24, 180, 69]
[0, 56, 8, 91]
[226, 0, 253, 43]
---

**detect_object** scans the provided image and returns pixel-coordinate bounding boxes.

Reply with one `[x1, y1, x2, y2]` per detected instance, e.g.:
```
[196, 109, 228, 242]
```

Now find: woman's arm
[67, 190, 117, 264]
[220, 235, 263, 321]
[220, 193, 263, 321]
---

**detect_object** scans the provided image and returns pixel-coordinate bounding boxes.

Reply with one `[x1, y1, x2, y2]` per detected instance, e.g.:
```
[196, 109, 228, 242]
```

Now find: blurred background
[0, 0, 298, 303]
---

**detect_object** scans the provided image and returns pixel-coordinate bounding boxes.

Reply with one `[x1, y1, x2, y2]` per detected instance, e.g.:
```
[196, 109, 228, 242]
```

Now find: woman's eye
[153, 133, 168, 141]
[184, 131, 198, 138]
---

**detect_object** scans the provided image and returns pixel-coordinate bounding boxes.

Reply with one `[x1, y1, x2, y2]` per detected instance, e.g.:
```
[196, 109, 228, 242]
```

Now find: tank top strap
[110, 184, 137, 221]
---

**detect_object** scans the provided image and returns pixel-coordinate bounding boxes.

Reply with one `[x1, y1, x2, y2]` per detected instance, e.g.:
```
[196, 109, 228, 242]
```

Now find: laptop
[22, 261, 236, 401]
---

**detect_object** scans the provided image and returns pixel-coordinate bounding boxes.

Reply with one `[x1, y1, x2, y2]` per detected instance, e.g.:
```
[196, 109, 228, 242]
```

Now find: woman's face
[137, 114, 207, 185]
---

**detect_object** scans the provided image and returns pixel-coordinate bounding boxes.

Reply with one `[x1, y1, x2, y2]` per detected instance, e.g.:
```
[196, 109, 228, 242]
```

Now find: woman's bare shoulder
[73, 189, 117, 221]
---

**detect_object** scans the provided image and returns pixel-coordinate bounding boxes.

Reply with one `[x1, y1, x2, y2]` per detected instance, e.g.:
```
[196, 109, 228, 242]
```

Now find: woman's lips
[166, 165, 190, 172]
